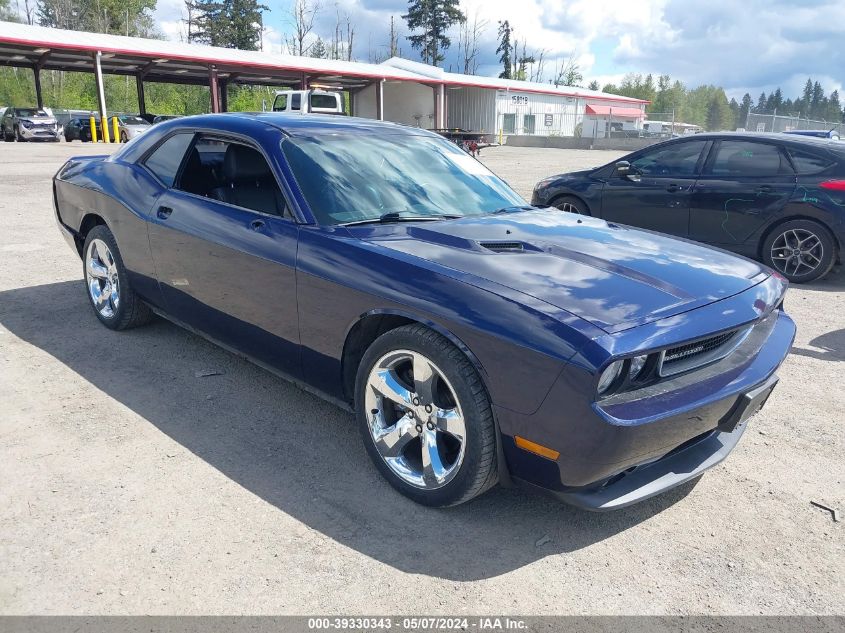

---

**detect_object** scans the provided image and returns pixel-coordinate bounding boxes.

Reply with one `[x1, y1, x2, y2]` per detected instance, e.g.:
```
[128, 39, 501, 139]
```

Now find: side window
[143, 133, 194, 187]
[629, 140, 708, 177]
[708, 141, 792, 177]
[290, 93, 301, 111]
[176, 136, 288, 217]
[273, 94, 287, 111]
[787, 147, 835, 175]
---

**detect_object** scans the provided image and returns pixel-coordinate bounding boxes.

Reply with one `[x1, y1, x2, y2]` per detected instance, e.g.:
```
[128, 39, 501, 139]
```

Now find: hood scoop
[479, 241, 525, 252]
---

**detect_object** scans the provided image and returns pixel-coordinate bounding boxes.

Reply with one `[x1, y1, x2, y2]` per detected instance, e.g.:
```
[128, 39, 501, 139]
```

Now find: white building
[353, 58, 648, 139]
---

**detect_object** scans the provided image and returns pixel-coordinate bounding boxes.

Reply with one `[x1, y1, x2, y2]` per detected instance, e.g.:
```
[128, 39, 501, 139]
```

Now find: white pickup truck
[271, 89, 345, 115]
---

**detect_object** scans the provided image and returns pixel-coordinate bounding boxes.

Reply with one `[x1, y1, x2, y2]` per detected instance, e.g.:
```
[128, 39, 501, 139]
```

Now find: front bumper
[496, 287, 795, 508]
[20, 125, 59, 140]
[555, 373, 777, 510]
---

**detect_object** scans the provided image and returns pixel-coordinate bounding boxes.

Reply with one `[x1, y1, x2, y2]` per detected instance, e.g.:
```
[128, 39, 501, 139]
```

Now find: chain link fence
[744, 112, 844, 136]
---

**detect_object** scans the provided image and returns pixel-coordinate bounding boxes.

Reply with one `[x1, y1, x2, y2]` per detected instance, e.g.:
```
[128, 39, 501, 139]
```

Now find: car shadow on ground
[1, 280, 700, 581]
[790, 329, 845, 362]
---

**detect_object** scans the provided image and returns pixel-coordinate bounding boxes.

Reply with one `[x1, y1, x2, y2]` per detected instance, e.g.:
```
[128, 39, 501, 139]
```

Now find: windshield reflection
[281, 133, 524, 225]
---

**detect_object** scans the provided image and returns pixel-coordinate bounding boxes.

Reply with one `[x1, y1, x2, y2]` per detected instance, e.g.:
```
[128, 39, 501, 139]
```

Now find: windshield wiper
[340, 212, 461, 226]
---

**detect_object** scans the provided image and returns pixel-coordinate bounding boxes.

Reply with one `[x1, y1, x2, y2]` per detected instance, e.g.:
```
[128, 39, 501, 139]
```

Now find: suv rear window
[310, 94, 338, 109]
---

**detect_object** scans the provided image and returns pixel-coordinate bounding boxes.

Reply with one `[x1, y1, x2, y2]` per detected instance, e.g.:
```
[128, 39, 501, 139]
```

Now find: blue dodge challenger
[53, 114, 795, 509]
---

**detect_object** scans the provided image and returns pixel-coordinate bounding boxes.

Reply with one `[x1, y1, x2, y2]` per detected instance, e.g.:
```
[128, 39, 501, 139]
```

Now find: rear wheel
[83, 225, 152, 330]
[762, 219, 836, 283]
[355, 324, 498, 507]
[552, 195, 589, 215]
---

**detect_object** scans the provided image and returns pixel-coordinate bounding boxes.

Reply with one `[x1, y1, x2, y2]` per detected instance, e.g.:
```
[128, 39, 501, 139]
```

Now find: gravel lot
[0, 141, 842, 615]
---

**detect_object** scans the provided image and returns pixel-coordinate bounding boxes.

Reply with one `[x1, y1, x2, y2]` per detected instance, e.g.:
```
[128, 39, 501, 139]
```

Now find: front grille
[659, 327, 750, 377]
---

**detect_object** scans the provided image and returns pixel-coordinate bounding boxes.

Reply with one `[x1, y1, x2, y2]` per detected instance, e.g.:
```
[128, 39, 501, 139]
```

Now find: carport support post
[376, 79, 384, 121]
[33, 51, 49, 111]
[136, 75, 147, 118]
[220, 79, 228, 113]
[33, 66, 43, 110]
[208, 66, 221, 113]
[93, 51, 111, 143]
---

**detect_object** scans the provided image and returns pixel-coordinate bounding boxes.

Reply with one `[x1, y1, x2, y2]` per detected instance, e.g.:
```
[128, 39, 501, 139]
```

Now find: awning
[585, 105, 645, 118]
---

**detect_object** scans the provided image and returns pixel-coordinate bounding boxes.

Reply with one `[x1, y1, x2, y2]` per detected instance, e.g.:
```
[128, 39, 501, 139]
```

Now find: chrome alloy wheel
[86, 238, 120, 318]
[364, 350, 467, 490]
[556, 201, 582, 214]
[770, 228, 824, 278]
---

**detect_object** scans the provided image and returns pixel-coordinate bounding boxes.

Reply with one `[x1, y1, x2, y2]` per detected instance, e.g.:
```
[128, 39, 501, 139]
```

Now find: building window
[502, 113, 515, 134]
[523, 114, 536, 135]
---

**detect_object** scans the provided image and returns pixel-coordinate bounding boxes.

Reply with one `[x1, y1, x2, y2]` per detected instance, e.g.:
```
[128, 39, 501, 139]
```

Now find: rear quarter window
[787, 147, 837, 175]
[143, 133, 194, 187]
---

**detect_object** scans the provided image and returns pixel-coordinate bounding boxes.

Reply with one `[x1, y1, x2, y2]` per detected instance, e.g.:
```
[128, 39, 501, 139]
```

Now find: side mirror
[616, 161, 640, 182]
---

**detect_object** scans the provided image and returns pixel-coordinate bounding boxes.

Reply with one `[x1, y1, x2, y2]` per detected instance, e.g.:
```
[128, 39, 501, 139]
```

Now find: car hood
[353, 210, 770, 333]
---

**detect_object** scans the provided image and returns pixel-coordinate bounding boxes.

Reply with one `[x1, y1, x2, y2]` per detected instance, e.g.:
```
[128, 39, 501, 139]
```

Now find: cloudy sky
[154, 0, 845, 101]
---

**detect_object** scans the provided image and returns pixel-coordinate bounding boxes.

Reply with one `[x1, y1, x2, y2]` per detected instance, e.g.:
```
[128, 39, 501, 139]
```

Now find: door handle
[666, 183, 682, 193]
[156, 206, 173, 219]
[250, 219, 266, 231]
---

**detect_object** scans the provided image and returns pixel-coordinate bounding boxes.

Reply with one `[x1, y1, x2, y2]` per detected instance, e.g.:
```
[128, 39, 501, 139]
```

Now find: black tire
[120, 131, 128, 143]
[355, 324, 498, 507]
[82, 225, 153, 330]
[762, 218, 836, 283]
[551, 194, 589, 215]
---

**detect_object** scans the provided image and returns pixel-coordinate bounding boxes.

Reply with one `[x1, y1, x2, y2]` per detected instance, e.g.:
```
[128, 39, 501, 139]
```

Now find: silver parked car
[1, 107, 60, 142]
[115, 115, 152, 143]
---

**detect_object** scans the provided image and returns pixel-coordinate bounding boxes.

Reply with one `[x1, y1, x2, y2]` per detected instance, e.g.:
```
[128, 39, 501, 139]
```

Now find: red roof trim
[0, 32, 650, 103]
[0, 34, 435, 84]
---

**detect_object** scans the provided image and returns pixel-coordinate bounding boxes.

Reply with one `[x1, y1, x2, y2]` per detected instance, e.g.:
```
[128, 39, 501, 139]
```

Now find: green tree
[755, 91, 767, 113]
[496, 20, 513, 79]
[828, 90, 842, 123]
[310, 37, 328, 59]
[37, 0, 156, 36]
[801, 78, 813, 116]
[1, 0, 20, 21]
[738, 93, 753, 127]
[587, 80, 599, 91]
[704, 89, 732, 131]
[403, 0, 465, 66]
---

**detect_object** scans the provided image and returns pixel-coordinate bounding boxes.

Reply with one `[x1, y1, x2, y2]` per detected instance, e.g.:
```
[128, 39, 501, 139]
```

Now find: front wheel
[552, 195, 589, 215]
[83, 225, 152, 330]
[355, 324, 498, 507]
[762, 219, 836, 283]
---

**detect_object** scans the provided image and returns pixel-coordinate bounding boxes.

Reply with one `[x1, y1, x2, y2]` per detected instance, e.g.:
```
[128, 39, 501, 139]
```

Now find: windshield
[17, 109, 48, 118]
[120, 116, 148, 125]
[282, 133, 524, 225]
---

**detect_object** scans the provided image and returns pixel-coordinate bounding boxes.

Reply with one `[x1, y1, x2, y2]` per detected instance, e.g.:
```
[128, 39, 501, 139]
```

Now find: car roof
[162, 112, 440, 139]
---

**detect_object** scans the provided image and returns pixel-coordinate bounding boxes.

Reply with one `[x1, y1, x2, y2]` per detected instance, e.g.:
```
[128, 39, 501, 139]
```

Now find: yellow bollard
[112, 116, 120, 143]
[100, 116, 111, 144]
[89, 115, 98, 143]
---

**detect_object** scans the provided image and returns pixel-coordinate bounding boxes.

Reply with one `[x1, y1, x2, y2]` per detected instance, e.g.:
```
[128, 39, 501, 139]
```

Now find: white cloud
[149, 0, 844, 100]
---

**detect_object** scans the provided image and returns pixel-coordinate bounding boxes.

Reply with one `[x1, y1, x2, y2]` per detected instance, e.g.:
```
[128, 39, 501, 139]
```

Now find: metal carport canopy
[0, 21, 436, 90]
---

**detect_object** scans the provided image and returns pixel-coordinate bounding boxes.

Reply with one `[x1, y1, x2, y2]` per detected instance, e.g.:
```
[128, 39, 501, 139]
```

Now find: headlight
[21, 120, 32, 128]
[597, 360, 624, 395]
[629, 355, 648, 380]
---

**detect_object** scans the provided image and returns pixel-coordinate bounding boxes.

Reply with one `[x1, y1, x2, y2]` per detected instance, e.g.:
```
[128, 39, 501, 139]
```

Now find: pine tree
[187, 0, 266, 50]
[496, 20, 513, 79]
[310, 37, 328, 59]
[801, 78, 813, 116]
[755, 92, 767, 113]
[739, 93, 753, 127]
[403, 0, 465, 66]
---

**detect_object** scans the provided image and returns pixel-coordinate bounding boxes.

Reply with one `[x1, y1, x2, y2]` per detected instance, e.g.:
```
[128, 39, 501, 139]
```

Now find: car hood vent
[479, 241, 525, 252]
